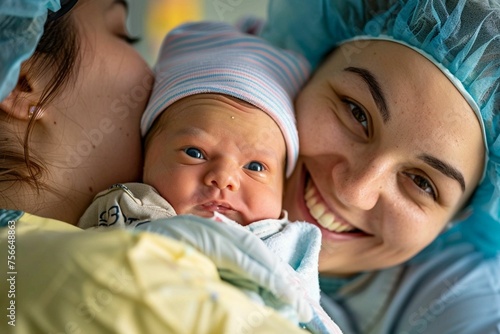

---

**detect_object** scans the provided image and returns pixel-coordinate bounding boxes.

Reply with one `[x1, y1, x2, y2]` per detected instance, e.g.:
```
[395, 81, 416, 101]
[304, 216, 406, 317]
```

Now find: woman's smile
[304, 175, 370, 238]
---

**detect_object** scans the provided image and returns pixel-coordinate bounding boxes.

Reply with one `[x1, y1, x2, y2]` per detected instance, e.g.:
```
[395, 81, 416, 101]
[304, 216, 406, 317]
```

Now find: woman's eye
[407, 173, 437, 199]
[121, 35, 141, 45]
[184, 147, 204, 159]
[244, 161, 265, 172]
[343, 99, 369, 134]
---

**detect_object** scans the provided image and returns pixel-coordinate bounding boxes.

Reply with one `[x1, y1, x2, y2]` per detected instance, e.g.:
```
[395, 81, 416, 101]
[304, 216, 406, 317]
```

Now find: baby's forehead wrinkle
[173, 126, 208, 139]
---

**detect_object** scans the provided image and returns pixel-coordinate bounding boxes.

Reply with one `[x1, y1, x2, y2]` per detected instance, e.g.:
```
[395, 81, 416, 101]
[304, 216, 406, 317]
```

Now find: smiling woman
[262, 0, 500, 332]
[287, 41, 484, 274]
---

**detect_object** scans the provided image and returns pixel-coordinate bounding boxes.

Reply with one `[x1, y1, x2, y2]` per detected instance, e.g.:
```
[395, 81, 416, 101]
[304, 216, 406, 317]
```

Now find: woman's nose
[204, 161, 240, 191]
[334, 157, 391, 211]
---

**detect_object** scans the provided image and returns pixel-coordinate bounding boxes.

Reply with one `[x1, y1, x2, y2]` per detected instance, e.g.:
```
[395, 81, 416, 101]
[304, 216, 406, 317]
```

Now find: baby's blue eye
[245, 161, 265, 172]
[184, 147, 204, 159]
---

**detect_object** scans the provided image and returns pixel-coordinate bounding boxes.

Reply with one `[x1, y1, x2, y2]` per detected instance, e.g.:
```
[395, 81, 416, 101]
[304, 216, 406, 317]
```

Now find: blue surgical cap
[261, 0, 500, 257]
[0, 0, 61, 102]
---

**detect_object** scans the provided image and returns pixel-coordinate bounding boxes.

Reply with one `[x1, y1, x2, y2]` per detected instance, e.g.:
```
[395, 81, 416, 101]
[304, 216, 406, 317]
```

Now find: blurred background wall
[127, 0, 269, 65]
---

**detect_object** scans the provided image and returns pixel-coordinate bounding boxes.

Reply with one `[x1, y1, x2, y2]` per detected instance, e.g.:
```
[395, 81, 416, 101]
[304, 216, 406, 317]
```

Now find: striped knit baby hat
[141, 21, 311, 177]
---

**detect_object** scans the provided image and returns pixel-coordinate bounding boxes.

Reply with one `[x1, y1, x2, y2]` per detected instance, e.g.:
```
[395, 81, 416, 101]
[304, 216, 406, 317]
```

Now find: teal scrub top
[320, 242, 500, 333]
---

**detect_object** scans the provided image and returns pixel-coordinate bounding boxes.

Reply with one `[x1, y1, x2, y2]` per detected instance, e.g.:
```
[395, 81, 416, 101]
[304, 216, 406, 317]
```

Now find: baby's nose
[204, 162, 240, 191]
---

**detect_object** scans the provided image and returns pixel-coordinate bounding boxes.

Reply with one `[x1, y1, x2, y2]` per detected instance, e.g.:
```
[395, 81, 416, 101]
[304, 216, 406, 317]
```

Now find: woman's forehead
[323, 41, 476, 122]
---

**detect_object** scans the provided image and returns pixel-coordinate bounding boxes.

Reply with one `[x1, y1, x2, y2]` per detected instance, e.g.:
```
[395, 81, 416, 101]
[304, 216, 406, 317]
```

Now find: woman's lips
[304, 176, 369, 236]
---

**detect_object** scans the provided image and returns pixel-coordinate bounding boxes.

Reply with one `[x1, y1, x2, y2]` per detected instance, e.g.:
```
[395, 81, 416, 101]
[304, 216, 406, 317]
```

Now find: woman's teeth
[305, 180, 356, 233]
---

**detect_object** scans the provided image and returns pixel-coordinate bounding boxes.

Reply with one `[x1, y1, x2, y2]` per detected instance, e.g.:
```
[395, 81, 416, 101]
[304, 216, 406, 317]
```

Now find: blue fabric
[320, 243, 500, 333]
[261, 0, 500, 257]
[248, 219, 322, 302]
[319, 275, 358, 296]
[250, 220, 340, 333]
[0, 0, 61, 102]
[0, 209, 23, 227]
[207, 213, 339, 333]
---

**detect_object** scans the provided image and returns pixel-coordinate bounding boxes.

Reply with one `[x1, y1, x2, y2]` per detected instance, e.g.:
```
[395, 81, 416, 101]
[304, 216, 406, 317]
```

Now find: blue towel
[216, 212, 342, 333]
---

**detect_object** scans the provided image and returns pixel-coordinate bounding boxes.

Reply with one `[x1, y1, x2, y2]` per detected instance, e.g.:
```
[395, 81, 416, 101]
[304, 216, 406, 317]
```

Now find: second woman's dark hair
[0, 11, 80, 193]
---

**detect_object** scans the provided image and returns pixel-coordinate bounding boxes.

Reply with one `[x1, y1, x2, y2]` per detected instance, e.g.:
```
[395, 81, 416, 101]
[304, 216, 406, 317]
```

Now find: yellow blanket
[0, 213, 307, 333]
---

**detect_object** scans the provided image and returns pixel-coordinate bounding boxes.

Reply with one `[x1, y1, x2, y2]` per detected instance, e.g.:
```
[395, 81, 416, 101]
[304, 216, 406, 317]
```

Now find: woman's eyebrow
[344, 67, 390, 123]
[419, 154, 466, 192]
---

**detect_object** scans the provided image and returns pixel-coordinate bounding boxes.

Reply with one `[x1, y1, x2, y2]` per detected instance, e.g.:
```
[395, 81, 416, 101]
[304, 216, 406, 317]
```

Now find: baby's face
[143, 94, 286, 225]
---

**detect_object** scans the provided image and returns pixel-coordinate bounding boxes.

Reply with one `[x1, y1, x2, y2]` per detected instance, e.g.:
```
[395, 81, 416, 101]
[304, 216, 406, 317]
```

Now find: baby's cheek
[262, 192, 284, 219]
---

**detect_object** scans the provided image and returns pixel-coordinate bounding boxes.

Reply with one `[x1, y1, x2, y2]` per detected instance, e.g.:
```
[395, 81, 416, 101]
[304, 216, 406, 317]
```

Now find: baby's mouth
[200, 201, 234, 213]
[304, 178, 361, 233]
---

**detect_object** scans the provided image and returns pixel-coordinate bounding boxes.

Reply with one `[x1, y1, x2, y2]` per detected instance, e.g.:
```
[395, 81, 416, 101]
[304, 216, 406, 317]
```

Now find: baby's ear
[0, 75, 43, 120]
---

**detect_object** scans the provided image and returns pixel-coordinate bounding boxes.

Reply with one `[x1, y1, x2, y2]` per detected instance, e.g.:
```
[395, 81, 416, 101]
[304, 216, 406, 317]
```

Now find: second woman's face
[284, 41, 485, 275]
[39, 0, 153, 221]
